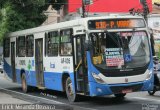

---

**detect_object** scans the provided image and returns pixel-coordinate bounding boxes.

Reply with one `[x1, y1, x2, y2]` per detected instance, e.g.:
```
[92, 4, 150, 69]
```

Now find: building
[43, 0, 158, 24]
[68, 0, 152, 13]
[42, 5, 60, 25]
[152, 0, 160, 14]
[148, 0, 160, 56]
[148, 0, 160, 37]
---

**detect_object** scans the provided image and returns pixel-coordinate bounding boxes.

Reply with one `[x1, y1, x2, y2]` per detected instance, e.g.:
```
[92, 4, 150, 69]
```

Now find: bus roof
[7, 15, 145, 37]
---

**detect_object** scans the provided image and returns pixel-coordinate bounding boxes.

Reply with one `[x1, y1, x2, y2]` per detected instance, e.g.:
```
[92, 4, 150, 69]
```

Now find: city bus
[3, 15, 154, 102]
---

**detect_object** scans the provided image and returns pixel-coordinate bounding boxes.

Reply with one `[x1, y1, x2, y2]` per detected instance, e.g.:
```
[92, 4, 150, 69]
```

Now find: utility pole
[140, 0, 155, 56]
[140, 0, 149, 23]
[82, 0, 93, 18]
[82, 0, 86, 18]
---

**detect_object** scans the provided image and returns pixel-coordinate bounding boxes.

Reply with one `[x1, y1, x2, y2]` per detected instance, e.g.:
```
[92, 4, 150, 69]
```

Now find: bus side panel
[15, 57, 36, 86]
[86, 52, 112, 96]
[15, 69, 37, 87]
[15, 57, 22, 84]
[44, 72, 63, 91]
[3, 58, 12, 79]
[43, 56, 74, 91]
[15, 69, 21, 84]
[141, 56, 154, 91]
[141, 75, 154, 91]
[26, 70, 37, 86]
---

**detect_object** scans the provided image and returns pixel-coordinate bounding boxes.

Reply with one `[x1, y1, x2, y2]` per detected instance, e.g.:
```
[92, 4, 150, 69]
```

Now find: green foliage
[0, 0, 68, 44]
[0, 0, 49, 43]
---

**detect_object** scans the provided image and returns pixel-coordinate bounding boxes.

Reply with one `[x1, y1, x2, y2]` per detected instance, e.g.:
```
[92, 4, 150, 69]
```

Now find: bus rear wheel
[21, 73, 29, 93]
[65, 77, 78, 102]
[114, 93, 126, 98]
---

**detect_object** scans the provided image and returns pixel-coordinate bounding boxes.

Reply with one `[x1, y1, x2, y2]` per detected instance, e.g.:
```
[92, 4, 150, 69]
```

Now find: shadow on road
[7, 87, 133, 106]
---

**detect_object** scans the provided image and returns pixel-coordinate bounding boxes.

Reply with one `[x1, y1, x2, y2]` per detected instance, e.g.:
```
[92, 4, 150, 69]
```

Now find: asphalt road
[0, 73, 160, 110]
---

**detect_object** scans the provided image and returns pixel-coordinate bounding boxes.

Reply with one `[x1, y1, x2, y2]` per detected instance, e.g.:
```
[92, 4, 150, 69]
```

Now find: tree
[0, 0, 49, 43]
[0, 0, 68, 43]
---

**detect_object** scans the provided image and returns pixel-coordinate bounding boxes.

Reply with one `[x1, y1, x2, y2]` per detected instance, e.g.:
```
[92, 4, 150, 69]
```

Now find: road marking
[0, 87, 97, 110]
[130, 97, 160, 102]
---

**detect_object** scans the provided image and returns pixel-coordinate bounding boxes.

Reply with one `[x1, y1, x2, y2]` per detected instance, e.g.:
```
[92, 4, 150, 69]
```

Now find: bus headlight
[146, 70, 152, 80]
[92, 73, 105, 84]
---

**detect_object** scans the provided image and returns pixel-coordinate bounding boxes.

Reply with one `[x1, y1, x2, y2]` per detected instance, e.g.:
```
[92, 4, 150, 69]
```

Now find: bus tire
[148, 86, 156, 95]
[114, 93, 126, 98]
[65, 77, 78, 102]
[21, 73, 29, 93]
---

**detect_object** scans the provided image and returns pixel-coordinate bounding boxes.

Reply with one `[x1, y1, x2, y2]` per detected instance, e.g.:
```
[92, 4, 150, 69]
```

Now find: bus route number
[61, 58, 70, 64]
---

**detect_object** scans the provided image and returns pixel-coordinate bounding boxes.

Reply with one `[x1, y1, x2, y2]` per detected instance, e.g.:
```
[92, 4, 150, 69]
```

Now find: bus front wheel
[65, 77, 78, 102]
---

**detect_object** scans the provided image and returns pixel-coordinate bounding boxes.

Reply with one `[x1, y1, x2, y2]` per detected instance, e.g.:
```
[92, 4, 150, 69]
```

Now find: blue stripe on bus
[3, 59, 12, 79]
[44, 72, 63, 91]
[4, 59, 75, 92]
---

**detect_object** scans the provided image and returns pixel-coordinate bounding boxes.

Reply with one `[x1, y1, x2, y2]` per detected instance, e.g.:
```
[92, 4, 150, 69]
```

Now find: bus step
[77, 81, 84, 91]
[77, 92, 85, 95]
[37, 86, 46, 90]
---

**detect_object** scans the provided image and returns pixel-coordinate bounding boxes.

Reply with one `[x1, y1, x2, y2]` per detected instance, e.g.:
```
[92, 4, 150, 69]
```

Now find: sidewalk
[0, 73, 31, 104]
[0, 91, 31, 104]
[0, 72, 20, 89]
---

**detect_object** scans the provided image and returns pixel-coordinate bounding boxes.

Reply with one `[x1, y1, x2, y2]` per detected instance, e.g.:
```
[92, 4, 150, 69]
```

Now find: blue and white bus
[3, 15, 154, 102]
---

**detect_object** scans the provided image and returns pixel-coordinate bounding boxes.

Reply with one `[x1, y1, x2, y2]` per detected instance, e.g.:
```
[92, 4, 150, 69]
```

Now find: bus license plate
[122, 89, 132, 93]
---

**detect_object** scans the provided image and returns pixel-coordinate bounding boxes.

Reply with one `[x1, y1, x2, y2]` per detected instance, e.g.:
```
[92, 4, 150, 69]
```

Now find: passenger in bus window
[61, 43, 67, 55]
[66, 43, 72, 55]
[61, 44, 65, 55]
[61, 43, 72, 55]
[101, 45, 106, 53]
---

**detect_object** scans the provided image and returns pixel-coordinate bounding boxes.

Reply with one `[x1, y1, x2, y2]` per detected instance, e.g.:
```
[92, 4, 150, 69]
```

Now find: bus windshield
[89, 31, 150, 70]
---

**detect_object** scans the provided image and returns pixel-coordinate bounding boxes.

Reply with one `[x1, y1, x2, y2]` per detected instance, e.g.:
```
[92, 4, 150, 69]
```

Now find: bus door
[11, 42, 16, 82]
[35, 38, 44, 87]
[74, 36, 89, 95]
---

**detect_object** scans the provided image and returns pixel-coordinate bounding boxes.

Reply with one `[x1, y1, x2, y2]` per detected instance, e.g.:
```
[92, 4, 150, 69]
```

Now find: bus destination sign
[88, 19, 145, 30]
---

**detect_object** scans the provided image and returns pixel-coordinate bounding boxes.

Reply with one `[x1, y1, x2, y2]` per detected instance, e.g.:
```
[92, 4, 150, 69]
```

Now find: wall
[148, 14, 160, 29]
[68, 0, 152, 13]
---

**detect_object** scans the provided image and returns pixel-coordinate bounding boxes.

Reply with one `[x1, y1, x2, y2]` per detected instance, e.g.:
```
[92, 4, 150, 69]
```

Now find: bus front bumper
[89, 78, 154, 96]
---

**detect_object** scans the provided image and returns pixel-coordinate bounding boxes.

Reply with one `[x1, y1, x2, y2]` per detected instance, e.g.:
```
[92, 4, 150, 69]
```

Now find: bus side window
[47, 31, 59, 56]
[18, 36, 26, 57]
[60, 29, 72, 56]
[26, 35, 34, 57]
[3, 38, 10, 57]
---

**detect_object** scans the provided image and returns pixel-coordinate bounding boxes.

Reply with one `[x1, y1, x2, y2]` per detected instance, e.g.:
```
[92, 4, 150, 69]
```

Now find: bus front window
[89, 31, 150, 70]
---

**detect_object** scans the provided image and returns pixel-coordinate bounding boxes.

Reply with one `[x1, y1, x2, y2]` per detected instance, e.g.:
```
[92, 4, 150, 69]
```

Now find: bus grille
[101, 68, 146, 77]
